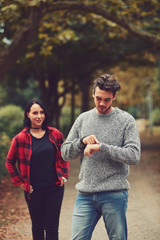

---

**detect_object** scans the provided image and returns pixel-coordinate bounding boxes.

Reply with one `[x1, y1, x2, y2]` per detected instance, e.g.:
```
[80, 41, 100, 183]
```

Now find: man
[61, 73, 141, 240]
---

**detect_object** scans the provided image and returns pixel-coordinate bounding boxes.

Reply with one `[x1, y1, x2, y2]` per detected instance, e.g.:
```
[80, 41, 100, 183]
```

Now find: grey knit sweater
[61, 107, 141, 193]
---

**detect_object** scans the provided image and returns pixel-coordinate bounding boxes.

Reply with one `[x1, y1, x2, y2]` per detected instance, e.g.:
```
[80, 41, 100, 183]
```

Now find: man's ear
[113, 93, 117, 101]
[92, 89, 95, 98]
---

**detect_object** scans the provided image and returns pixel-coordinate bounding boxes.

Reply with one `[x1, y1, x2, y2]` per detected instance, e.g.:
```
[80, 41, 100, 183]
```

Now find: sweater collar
[94, 107, 117, 117]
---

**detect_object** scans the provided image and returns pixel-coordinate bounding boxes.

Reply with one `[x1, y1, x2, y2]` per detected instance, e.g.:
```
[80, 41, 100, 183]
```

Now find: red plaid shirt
[6, 126, 69, 193]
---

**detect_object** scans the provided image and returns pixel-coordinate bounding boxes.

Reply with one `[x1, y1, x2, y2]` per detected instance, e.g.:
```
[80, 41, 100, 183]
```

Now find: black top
[30, 131, 57, 189]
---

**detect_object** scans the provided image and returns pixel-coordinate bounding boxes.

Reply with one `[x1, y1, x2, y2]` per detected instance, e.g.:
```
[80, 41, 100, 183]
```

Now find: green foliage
[0, 0, 160, 128]
[0, 105, 24, 138]
[0, 104, 23, 179]
[0, 132, 11, 180]
[125, 105, 141, 119]
[60, 106, 81, 138]
[0, 77, 40, 109]
[152, 108, 160, 126]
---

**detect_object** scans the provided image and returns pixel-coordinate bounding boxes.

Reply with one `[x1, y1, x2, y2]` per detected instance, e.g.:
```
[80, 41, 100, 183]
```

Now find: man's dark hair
[93, 74, 121, 97]
[24, 98, 49, 129]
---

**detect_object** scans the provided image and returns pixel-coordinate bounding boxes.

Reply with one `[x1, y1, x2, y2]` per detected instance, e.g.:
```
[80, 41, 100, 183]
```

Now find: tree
[0, 0, 160, 82]
[1, 4, 157, 126]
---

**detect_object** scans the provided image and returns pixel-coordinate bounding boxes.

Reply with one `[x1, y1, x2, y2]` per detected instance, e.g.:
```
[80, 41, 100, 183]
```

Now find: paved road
[1, 148, 160, 240]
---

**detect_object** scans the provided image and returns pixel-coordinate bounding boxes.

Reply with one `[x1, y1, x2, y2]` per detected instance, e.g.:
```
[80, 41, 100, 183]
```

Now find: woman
[6, 98, 69, 240]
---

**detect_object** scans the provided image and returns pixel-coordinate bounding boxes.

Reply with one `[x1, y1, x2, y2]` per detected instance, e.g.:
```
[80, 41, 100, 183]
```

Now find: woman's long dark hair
[24, 98, 49, 129]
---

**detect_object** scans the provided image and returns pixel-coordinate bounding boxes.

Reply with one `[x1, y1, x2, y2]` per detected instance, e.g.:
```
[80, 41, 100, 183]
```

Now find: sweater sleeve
[100, 118, 141, 165]
[61, 118, 85, 161]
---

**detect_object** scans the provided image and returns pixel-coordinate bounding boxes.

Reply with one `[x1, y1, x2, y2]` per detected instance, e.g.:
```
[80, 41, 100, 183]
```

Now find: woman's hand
[60, 179, 64, 186]
[60, 177, 67, 186]
[19, 183, 34, 193]
[30, 185, 34, 193]
[84, 144, 100, 157]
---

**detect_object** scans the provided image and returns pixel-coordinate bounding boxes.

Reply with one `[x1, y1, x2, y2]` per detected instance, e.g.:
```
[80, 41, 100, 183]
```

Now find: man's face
[93, 87, 116, 114]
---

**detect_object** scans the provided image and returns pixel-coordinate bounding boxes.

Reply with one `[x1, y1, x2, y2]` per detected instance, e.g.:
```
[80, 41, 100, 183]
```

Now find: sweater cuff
[100, 143, 110, 152]
[78, 138, 87, 149]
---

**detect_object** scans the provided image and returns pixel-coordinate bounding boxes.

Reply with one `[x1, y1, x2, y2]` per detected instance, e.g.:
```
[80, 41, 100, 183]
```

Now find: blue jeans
[71, 190, 128, 240]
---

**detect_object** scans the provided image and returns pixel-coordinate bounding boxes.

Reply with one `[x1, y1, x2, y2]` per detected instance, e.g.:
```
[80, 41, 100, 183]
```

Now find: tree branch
[0, 1, 159, 82]
[0, 7, 43, 82]
[45, 1, 160, 49]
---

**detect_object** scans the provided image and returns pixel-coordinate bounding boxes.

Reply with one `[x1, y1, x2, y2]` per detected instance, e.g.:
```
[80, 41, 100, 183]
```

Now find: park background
[0, 1, 160, 239]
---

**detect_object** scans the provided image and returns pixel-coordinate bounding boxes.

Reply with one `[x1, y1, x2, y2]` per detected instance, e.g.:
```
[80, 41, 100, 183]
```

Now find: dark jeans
[24, 185, 64, 240]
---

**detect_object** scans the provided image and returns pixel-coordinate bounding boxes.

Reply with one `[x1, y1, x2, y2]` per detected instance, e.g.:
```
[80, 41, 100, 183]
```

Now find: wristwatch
[80, 137, 87, 146]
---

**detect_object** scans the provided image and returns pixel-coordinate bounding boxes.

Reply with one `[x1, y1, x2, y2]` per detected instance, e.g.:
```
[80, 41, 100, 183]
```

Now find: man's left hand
[84, 144, 100, 157]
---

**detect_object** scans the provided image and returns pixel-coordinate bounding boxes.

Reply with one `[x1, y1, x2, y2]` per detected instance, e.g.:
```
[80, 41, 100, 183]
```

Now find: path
[0, 148, 160, 240]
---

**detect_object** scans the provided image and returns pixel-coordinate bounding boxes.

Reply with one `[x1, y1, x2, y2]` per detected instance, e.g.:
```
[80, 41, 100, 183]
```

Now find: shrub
[60, 106, 81, 138]
[152, 108, 160, 126]
[0, 105, 24, 138]
[0, 132, 11, 180]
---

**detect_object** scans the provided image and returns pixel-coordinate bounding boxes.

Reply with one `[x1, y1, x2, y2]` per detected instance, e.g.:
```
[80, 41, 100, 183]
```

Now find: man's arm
[83, 118, 141, 166]
[61, 116, 86, 160]
[100, 118, 141, 165]
[61, 133, 100, 160]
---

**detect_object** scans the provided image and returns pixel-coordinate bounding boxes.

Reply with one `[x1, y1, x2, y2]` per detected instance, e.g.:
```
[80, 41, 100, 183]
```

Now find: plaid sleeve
[6, 137, 23, 186]
[59, 134, 69, 179]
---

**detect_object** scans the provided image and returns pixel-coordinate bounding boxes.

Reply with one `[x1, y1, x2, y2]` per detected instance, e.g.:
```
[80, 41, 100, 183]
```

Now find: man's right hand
[83, 135, 99, 145]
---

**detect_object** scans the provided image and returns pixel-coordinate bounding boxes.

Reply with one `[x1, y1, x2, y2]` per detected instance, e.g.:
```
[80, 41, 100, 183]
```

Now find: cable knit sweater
[61, 107, 141, 193]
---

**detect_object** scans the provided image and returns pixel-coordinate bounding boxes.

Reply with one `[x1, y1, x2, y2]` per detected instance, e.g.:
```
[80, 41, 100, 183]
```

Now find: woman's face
[27, 103, 45, 128]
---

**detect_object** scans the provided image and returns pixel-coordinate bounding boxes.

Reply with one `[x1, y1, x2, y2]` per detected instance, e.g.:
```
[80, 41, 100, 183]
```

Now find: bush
[0, 105, 24, 138]
[125, 105, 141, 119]
[60, 106, 81, 138]
[0, 132, 11, 180]
[152, 108, 160, 126]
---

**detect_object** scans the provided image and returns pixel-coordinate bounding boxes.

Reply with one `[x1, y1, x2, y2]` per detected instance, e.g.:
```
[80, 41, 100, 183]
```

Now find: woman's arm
[6, 137, 23, 186]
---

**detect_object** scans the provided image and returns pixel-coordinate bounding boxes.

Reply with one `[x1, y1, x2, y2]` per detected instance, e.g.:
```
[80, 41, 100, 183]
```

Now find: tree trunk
[71, 89, 75, 125]
[38, 72, 60, 127]
[81, 76, 91, 113]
